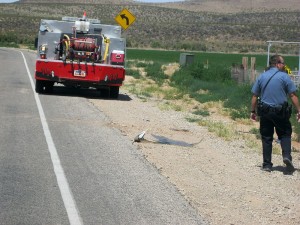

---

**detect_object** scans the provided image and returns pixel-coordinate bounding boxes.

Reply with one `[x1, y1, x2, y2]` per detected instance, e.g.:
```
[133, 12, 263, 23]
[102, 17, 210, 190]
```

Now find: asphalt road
[0, 48, 207, 225]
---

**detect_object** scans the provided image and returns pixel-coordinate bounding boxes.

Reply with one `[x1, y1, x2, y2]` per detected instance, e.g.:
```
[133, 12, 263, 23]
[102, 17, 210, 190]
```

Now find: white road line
[20, 51, 83, 225]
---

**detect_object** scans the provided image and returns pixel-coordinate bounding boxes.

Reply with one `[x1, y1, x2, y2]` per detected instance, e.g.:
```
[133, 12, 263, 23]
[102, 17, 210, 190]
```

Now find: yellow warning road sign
[115, 8, 136, 30]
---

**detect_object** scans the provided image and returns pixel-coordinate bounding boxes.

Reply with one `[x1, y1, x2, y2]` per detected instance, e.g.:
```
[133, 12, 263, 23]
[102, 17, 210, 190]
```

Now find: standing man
[251, 54, 300, 172]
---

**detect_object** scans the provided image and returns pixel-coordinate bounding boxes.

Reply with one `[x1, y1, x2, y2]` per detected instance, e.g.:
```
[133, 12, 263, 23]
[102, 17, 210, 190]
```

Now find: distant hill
[159, 0, 300, 13]
[18, 0, 300, 13]
[1, 0, 299, 53]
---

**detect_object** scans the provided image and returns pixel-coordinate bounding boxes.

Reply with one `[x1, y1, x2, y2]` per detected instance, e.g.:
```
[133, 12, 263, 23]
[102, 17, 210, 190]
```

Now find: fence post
[250, 57, 256, 83]
[242, 57, 248, 83]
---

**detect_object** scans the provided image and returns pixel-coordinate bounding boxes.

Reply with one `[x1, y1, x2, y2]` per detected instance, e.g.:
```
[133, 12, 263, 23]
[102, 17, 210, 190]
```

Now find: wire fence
[290, 71, 300, 89]
[231, 56, 300, 88]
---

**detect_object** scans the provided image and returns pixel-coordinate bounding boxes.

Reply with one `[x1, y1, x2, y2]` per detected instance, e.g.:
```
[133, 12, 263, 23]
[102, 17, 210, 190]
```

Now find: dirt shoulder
[89, 85, 300, 225]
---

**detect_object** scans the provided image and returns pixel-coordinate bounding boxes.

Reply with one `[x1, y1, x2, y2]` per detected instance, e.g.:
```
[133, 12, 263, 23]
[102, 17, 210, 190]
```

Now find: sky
[0, 0, 185, 3]
[0, 0, 186, 3]
[135, 0, 184, 2]
[0, 0, 19, 2]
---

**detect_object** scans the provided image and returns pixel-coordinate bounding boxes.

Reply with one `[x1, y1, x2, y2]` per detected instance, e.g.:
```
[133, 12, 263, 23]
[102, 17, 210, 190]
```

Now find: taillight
[39, 44, 47, 59]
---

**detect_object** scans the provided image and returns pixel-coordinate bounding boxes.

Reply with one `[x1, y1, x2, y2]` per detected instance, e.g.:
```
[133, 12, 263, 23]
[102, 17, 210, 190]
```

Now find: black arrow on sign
[120, 14, 129, 25]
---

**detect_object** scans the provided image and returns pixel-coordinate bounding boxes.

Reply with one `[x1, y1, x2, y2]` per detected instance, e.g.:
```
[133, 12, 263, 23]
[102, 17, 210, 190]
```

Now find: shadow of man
[272, 165, 297, 175]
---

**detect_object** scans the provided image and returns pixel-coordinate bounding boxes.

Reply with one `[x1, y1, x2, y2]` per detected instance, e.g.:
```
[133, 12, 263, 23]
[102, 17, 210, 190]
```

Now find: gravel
[89, 89, 300, 225]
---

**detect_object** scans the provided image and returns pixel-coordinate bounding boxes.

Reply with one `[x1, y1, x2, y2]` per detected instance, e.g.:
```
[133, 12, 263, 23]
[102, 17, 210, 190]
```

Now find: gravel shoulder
[89, 86, 300, 225]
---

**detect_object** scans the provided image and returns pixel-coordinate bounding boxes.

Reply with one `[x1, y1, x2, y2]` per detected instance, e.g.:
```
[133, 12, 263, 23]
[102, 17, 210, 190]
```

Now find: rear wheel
[35, 80, 44, 93]
[100, 88, 110, 98]
[35, 80, 54, 94]
[110, 86, 119, 99]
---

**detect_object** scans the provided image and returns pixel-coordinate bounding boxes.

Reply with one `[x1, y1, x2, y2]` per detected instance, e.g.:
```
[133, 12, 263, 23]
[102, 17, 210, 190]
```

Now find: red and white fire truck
[35, 12, 125, 98]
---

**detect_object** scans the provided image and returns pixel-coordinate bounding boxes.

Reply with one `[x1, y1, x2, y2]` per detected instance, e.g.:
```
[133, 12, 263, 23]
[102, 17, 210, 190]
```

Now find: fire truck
[35, 12, 125, 98]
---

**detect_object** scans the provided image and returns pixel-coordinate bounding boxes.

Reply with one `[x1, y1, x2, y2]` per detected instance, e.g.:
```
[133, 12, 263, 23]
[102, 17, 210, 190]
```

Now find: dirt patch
[162, 63, 180, 76]
[89, 82, 300, 225]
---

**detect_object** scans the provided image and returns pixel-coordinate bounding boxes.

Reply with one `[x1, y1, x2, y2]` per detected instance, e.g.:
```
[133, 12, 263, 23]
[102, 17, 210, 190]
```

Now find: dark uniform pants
[260, 112, 292, 168]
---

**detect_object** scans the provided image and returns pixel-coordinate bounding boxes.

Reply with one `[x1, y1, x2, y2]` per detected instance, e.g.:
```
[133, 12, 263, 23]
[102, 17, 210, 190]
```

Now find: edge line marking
[20, 51, 83, 225]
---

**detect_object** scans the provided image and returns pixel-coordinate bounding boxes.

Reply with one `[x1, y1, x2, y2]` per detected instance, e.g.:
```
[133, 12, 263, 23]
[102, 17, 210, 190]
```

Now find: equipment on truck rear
[35, 12, 126, 98]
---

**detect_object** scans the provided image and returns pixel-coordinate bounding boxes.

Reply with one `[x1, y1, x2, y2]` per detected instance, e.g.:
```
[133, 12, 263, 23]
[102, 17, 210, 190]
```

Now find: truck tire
[100, 88, 110, 98]
[35, 80, 44, 93]
[35, 80, 54, 94]
[110, 86, 119, 99]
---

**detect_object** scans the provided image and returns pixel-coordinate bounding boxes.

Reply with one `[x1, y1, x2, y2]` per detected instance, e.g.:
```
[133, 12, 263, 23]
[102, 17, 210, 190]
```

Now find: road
[0, 48, 207, 225]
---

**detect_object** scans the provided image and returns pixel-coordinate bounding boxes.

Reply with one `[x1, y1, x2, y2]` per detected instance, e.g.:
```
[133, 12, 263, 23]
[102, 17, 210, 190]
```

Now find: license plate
[74, 70, 86, 77]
